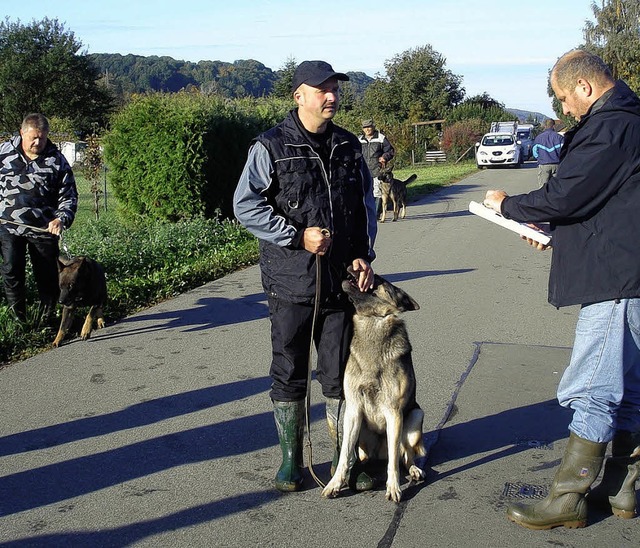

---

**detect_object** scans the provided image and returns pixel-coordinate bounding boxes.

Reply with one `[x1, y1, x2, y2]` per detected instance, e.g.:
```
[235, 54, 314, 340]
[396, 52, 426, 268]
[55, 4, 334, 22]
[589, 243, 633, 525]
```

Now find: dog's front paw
[385, 482, 402, 503]
[409, 464, 426, 482]
[321, 478, 344, 499]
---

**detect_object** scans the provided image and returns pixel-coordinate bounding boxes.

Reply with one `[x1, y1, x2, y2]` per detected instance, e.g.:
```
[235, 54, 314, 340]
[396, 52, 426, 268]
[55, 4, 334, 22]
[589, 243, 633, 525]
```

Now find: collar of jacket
[566, 80, 640, 141]
[283, 108, 334, 146]
[11, 134, 58, 161]
[359, 129, 379, 139]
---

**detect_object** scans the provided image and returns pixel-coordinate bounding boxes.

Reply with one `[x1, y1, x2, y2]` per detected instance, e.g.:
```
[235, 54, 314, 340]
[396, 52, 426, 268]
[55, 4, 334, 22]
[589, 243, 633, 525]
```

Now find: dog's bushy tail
[403, 174, 418, 185]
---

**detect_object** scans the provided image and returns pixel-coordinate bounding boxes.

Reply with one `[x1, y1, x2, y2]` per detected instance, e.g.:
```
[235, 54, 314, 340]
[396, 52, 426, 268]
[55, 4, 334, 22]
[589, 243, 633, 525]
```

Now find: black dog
[52, 256, 107, 347]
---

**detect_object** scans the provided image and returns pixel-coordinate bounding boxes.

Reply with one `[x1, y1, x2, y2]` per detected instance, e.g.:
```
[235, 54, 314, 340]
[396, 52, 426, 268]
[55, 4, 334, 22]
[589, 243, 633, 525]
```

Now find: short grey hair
[21, 113, 50, 133]
[551, 49, 614, 90]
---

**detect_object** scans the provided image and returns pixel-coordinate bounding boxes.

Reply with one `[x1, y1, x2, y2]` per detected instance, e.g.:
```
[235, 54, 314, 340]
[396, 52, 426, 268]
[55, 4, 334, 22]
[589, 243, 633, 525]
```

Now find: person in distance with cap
[358, 119, 395, 219]
[234, 60, 377, 492]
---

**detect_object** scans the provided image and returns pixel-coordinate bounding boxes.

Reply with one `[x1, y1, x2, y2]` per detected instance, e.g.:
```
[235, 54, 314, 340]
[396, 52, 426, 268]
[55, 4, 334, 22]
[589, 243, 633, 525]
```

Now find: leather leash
[0, 218, 49, 233]
[304, 228, 332, 488]
[0, 218, 72, 258]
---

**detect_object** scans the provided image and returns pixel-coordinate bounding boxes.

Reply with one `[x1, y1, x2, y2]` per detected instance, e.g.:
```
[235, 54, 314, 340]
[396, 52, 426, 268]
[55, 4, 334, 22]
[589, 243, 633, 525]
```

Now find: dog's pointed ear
[398, 292, 420, 312]
[388, 281, 420, 312]
[58, 257, 71, 271]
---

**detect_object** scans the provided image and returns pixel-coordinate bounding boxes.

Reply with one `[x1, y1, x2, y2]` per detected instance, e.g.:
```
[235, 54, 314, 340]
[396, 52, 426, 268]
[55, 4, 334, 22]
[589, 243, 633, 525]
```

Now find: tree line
[1, 1, 638, 151]
[90, 53, 375, 103]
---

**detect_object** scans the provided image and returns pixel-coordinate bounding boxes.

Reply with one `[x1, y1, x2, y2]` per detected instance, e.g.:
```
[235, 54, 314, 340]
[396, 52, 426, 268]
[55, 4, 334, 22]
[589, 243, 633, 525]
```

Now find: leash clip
[58, 229, 73, 260]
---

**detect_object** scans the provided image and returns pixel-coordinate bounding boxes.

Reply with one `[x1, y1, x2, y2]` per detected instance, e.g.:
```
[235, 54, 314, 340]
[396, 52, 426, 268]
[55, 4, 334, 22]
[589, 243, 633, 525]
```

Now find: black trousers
[0, 231, 60, 318]
[267, 296, 354, 402]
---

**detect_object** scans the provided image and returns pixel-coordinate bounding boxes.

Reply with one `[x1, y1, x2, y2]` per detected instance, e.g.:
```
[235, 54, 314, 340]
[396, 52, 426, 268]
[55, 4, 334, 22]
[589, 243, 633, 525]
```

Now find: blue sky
[9, 0, 596, 117]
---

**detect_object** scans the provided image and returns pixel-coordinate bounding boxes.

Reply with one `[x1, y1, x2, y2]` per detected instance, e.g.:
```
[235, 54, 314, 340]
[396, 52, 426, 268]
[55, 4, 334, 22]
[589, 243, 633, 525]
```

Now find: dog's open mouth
[343, 267, 376, 294]
[345, 268, 358, 287]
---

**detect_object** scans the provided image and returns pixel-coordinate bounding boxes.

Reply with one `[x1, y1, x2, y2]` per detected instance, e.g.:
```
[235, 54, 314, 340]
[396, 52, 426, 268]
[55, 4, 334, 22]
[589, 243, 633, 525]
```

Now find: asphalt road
[0, 162, 636, 547]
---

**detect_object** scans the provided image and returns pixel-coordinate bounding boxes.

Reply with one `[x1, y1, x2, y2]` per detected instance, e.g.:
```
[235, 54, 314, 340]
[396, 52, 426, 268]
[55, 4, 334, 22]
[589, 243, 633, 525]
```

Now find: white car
[475, 132, 522, 169]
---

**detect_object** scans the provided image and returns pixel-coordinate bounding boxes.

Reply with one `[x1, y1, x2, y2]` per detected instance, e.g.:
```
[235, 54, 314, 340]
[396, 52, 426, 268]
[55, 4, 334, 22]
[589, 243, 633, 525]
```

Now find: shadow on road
[91, 292, 269, 341]
[0, 489, 282, 547]
[0, 395, 326, 518]
[427, 398, 571, 482]
[0, 377, 272, 458]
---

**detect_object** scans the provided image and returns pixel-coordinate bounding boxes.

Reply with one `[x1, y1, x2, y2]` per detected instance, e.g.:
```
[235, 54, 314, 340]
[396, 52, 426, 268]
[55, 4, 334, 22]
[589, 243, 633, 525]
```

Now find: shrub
[441, 118, 487, 161]
[103, 93, 290, 222]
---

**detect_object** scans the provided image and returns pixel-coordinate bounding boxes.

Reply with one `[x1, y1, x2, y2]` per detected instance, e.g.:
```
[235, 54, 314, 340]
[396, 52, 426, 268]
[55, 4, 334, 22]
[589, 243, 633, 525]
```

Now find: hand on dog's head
[343, 268, 419, 315]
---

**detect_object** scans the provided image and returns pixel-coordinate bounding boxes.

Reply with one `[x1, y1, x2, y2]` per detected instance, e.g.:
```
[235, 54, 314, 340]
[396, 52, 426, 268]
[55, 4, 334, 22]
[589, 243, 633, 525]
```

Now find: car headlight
[506, 150, 515, 156]
[478, 151, 488, 156]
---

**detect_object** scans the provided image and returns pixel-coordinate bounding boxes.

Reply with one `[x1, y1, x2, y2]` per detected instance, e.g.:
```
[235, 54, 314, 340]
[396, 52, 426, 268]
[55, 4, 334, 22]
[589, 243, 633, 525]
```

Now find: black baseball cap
[291, 60, 349, 92]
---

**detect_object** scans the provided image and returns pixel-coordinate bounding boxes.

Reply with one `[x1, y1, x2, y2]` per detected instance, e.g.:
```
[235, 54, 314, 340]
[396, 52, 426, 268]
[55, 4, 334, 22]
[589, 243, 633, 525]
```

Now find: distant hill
[506, 108, 552, 123]
[89, 53, 549, 122]
[90, 53, 373, 100]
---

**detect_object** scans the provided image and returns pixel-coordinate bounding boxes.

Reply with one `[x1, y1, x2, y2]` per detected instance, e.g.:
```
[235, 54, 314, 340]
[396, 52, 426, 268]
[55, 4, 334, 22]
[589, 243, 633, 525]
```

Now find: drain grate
[502, 482, 548, 499]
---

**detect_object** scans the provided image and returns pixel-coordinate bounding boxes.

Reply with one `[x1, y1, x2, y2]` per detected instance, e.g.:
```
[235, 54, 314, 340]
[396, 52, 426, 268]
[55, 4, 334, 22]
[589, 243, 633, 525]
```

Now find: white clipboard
[468, 201, 552, 245]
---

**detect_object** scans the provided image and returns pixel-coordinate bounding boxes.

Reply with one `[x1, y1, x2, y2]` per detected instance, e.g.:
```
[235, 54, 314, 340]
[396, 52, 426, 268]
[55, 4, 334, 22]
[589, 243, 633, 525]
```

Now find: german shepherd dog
[378, 169, 417, 222]
[52, 256, 107, 347]
[321, 269, 427, 502]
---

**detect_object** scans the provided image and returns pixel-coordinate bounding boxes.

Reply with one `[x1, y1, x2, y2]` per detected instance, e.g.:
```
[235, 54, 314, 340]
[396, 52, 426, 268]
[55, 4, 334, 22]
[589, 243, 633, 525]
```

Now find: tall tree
[363, 45, 464, 123]
[583, 0, 640, 92]
[0, 17, 112, 133]
[272, 56, 297, 99]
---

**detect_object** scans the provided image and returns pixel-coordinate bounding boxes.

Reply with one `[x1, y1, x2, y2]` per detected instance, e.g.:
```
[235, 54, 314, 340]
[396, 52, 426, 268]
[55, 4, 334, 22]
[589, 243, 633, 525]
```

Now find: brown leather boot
[507, 433, 606, 530]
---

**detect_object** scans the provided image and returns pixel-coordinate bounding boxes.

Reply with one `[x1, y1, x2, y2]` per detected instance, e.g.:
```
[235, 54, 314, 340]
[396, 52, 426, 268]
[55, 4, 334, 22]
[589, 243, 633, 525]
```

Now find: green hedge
[103, 93, 291, 221]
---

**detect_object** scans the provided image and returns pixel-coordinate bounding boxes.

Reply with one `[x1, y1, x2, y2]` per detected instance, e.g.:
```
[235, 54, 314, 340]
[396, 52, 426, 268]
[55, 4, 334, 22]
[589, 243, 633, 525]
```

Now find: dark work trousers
[0, 231, 60, 320]
[267, 295, 354, 402]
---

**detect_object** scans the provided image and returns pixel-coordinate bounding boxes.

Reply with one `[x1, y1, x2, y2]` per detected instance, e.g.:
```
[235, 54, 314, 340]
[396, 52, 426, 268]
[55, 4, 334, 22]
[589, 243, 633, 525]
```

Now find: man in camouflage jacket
[0, 113, 78, 322]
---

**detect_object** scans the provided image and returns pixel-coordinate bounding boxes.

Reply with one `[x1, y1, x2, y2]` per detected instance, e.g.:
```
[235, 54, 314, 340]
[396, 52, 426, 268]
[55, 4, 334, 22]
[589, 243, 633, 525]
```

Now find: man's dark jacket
[358, 130, 395, 178]
[233, 110, 376, 303]
[501, 80, 640, 308]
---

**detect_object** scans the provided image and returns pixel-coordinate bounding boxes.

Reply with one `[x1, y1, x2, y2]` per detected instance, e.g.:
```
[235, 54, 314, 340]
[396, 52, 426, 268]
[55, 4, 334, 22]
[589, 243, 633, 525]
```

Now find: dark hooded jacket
[501, 80, 640, 307]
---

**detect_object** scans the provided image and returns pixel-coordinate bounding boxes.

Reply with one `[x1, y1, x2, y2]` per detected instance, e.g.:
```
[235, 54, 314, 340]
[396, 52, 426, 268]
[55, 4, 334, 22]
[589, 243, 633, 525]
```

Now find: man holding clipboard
[483, 50, 640, 531]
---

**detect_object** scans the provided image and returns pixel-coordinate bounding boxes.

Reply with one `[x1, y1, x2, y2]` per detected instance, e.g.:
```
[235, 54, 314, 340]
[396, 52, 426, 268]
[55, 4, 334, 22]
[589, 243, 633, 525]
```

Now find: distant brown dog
[378, 169, 417, 222]
[52, 256, 107, 347]
[321, 269, 427, 502]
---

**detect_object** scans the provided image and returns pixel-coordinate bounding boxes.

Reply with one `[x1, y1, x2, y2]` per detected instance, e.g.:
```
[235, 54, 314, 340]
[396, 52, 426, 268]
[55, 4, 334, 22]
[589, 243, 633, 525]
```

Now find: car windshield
[482, 135, 514, 146]
[517, 131, 530, 139]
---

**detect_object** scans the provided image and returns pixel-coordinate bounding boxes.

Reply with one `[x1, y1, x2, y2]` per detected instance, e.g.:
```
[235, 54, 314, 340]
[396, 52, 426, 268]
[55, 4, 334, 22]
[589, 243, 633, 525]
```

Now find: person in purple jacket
[484, 50, 640, 530]
[532, 118, 564, 187]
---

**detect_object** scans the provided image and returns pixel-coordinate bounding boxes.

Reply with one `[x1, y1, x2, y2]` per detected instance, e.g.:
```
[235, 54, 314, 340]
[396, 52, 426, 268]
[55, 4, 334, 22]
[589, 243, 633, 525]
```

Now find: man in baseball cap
[234, 61, 377, 493]
[291, 60, 349, 92]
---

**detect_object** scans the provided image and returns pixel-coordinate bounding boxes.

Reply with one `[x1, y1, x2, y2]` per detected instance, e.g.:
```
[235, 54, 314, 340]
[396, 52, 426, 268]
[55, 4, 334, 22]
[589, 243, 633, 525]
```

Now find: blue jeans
[557, 299, 640, 443]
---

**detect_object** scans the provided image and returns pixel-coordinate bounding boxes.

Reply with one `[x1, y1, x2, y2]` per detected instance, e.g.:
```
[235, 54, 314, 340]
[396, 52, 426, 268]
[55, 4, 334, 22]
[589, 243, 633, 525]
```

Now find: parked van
[475, 132, 522, 169]
[515, 124, 535, 160]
